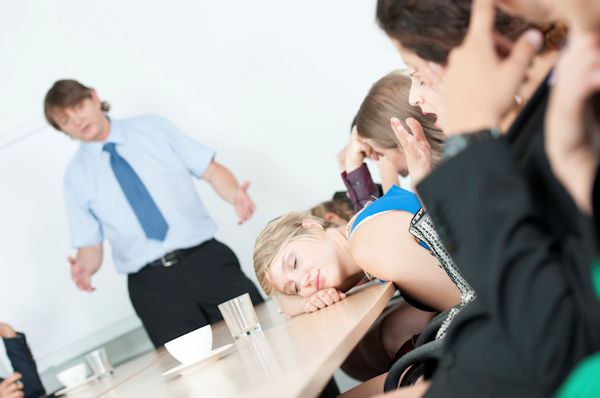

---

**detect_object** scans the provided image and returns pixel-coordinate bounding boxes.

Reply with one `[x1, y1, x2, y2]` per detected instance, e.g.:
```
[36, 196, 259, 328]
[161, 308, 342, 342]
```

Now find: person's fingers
[2, 373, 22, 387]
[404, 132, 418, 156]
[6, 382, 20, 394]
[238, 209, 248, 223]
[304, 302, 319, 313]
[390, 117, 405, 131]
[390, 118, 408, 148]
[2, 375, 20, 387]
[405, 118, 428, 145]
[238, 204, 249, 222]
[328, 288, 343, 301]
[356, 139, 373, 154]
[240, 180, 250, 192]
[586, 70, 600, 95]
[504, 29, 544, 80]
[309, 295, 327, 309]
[468, 0, 495, 39]
[324, 288, 341, 302]
[80, 274, 95, 292]
[67, 256, 77, 266]
[317, 291, 335, 306]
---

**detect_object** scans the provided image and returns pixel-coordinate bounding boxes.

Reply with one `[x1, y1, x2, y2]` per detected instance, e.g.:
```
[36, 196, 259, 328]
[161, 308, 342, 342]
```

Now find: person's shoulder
[64, 147, 90, 186]
[384, 185, 417, 199]
[117, 115, 176, 143]
[352, 209, 414, 242]
[349, 210, 420, 277]
[119, 114, 170, 128]
[65, 145, 87, 172]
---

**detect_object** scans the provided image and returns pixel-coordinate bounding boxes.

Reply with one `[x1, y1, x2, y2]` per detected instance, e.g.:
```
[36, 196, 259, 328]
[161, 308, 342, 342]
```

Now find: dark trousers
[128, 239, 264, 347]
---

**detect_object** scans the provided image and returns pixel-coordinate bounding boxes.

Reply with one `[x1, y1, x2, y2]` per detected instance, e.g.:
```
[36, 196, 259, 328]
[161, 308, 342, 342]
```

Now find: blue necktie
[103, 143, 169, 241]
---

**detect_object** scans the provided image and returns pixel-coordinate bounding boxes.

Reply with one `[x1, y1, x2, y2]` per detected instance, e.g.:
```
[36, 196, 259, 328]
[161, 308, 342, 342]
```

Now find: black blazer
[417, 78, 600, 397]
[1, 333, 45, 398]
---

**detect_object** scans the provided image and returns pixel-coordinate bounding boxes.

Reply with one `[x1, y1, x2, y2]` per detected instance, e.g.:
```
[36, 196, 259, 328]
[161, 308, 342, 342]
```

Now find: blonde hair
[253, 212, 331, 296]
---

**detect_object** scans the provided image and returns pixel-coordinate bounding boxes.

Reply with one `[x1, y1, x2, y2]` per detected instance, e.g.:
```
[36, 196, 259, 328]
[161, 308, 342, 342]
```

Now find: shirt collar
[81, 118, 125, 155]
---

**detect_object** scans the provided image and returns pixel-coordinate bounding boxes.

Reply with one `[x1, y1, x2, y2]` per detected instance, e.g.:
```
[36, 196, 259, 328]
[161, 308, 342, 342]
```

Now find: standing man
[44, 79, 263, 347]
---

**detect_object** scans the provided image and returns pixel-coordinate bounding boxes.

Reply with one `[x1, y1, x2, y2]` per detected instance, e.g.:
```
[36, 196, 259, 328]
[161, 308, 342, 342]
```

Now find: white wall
[0, 0, 404, 372]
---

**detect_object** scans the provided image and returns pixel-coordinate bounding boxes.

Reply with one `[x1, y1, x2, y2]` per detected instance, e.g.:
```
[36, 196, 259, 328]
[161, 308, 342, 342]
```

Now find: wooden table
[63, 282, 394, 398]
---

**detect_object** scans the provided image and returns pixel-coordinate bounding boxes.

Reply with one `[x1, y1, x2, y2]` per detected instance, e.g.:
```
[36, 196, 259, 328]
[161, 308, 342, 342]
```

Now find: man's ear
[301, 219, 324, 230]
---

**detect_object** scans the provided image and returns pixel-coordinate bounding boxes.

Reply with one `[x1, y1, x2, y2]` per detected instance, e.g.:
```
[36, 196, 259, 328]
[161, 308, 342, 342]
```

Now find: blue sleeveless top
[348, 185, 430, 250]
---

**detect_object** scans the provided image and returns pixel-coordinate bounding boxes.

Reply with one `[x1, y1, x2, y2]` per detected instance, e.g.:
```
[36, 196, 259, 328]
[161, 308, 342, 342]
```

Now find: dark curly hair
[376, 0, 536, 64]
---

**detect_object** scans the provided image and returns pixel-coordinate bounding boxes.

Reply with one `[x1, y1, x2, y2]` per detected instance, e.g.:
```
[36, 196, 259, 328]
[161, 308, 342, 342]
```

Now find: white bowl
[164, 325, 213, 364]
[57, 362, 90, 388]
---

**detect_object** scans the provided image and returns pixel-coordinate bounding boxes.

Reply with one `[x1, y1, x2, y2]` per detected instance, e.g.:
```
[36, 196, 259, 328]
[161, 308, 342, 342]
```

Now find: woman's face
[390, 39, 446, 130]
[364, 139, 408, 177]
[268, 235, 346, 298]
[391, 39, 440, 87]
[407, 72, 444, 130]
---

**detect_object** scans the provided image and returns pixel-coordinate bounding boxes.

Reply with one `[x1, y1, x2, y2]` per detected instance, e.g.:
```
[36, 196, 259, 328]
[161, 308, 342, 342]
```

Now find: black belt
[145, 244, 202, 268]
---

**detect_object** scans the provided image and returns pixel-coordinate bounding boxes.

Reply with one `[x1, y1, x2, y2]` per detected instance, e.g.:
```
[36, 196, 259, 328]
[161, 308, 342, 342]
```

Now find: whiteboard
[0, 0, 403, 372]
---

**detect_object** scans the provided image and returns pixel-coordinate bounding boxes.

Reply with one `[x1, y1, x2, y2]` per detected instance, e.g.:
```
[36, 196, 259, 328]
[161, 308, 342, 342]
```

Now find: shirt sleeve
[4, 333, 46, 398]
[341, 163, 379, 211]
[155, 117, 216, 178]
[64, 171, 104, 248]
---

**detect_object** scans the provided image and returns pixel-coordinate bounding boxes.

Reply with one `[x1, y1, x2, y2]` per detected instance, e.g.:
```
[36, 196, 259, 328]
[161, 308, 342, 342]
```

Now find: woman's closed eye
[292, 256, 299, 293]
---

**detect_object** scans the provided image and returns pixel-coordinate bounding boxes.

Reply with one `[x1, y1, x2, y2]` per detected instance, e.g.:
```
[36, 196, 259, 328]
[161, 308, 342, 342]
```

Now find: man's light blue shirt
[64, 115, 218, 274]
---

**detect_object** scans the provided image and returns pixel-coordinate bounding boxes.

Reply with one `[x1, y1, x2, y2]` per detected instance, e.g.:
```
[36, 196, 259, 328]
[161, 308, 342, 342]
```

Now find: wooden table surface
[61, 282, 394, 398]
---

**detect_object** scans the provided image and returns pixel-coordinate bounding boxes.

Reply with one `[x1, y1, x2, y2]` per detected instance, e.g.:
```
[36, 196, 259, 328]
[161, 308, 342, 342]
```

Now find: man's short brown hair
[44, 79, 110, 130]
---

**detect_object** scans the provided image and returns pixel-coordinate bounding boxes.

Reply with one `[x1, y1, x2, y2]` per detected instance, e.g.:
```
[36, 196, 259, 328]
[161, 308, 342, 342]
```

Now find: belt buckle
[160, 253, 177, 267]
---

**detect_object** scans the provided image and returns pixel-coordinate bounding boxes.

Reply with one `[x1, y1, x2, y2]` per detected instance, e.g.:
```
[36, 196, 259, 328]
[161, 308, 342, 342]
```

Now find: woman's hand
[545, 32, 600, 214]
[0, 374, 23, 398]
[0, 323, 16, 339]
[303, 288, 347, 313]
[346, 126, 377, 173]
[391, 117, 433, 187]
[439, 0, 543, 136]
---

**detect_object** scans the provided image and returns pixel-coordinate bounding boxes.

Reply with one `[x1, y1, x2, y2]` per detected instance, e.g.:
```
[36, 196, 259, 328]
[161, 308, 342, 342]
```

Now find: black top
[417, 76, 600, 397]
[593, 166, 600, 234]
